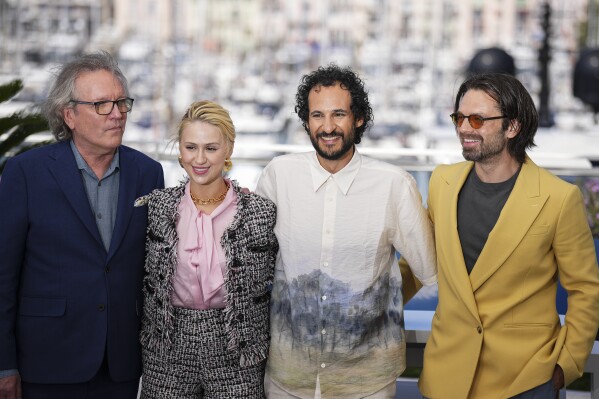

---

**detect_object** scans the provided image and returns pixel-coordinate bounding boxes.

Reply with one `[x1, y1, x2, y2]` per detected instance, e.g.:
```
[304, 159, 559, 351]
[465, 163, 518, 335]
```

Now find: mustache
[459, 134, 482, 141]
[317, 132, 343, 139]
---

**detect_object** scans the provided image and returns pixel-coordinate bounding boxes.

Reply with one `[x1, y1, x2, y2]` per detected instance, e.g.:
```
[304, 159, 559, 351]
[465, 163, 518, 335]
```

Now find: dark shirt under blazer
[136, 180, 278, 367]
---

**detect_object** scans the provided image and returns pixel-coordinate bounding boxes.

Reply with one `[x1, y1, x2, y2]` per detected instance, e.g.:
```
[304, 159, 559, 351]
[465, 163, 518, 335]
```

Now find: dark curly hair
[295, 64, 373, 144]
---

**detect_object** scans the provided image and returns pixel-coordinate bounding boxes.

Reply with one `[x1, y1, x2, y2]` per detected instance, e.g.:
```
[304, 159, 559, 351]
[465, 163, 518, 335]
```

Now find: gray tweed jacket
[134, 179, 278, 367]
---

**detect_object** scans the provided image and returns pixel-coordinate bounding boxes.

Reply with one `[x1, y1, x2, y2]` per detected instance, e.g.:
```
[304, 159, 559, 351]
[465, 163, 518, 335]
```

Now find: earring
[178, 156, 183, 168]
[224, 158, 233, 172]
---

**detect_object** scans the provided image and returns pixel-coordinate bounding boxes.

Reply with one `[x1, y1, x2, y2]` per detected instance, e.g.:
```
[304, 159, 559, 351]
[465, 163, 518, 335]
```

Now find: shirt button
[321, 329, 326, 335]
[98, 304, 105, 311]
[322, 295, 327, 301]
[477, 326, 482, 334]
[96, 213, 102, 219]
[323, 262, 328, 267]
[321, 363, 326, 368]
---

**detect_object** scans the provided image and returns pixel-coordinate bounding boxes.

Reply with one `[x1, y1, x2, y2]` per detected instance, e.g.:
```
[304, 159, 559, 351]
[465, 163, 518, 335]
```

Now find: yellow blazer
[418, 157, 599, 399]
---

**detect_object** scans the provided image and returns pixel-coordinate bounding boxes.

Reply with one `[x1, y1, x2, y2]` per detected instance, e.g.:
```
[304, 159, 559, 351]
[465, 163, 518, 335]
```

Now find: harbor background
[2, 1, 599, 396]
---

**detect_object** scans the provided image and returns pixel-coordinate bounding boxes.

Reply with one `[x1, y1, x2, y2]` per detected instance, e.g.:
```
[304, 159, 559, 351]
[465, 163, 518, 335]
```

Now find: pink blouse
[171, 180, 237, 310]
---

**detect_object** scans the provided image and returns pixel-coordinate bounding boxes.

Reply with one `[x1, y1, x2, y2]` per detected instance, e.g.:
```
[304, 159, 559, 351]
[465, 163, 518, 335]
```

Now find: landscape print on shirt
[268, 269, 406, 397]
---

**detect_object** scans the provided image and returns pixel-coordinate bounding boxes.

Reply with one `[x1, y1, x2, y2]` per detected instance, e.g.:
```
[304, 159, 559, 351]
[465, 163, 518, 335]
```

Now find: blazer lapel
[469, 158, 548, 292]
[48, 141, 104, 247]
[437, 162, 481, 321]
[107, 147, 138, 261]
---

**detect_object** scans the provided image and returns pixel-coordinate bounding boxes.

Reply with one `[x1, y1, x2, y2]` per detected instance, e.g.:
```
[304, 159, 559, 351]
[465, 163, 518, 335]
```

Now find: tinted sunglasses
[450, 113, 506, 129]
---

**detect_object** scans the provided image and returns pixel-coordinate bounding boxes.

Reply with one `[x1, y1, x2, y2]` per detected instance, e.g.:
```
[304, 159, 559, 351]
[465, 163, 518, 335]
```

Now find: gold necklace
[190, 181, 229, 206]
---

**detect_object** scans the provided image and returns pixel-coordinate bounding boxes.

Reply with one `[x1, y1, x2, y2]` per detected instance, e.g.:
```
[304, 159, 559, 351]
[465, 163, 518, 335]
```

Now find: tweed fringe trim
[137, 184, 183, 358]
[222, 181, 271, 367]
[136, 179, 273, 367]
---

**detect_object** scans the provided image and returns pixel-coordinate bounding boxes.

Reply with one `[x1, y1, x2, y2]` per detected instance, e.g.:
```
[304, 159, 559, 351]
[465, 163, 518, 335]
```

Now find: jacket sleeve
[0, 159, 28, 370]
[554, 186, 599, 384]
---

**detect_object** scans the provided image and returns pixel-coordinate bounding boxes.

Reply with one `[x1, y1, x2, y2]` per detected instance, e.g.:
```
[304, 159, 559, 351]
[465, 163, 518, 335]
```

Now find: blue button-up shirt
[70, 140, 120, 251]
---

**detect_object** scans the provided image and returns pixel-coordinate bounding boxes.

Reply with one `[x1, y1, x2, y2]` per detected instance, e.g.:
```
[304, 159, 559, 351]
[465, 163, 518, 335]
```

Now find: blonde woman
[136, 100, 278, 398]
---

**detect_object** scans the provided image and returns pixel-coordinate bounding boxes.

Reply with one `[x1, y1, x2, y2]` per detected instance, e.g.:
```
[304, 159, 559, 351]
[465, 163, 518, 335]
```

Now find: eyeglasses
[70, 98, 134, 115]
[450, 113, 506, 129]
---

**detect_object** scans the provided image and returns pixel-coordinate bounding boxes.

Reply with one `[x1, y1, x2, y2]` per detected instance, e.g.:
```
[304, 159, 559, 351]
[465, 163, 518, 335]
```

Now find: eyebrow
[310, 108, 348, 115]
[182, 141, 222, 146]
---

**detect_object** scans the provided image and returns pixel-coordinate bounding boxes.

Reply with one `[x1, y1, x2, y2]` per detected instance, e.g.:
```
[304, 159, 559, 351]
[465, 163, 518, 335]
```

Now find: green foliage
[0, 79, 53, 173]
[0, 79, 24, 102]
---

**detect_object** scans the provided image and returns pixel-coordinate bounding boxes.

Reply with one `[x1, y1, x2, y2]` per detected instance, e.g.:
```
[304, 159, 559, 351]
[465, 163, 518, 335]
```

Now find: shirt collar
[70, 140, 120, 179]
[309, 148, 361, 195]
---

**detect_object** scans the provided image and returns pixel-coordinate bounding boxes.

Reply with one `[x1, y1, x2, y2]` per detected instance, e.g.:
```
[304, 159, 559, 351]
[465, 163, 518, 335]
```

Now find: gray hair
[42, 51, 129, 141]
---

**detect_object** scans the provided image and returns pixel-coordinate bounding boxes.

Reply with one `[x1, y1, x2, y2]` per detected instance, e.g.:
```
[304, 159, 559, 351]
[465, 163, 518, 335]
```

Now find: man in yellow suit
[418, 73, 599, 398]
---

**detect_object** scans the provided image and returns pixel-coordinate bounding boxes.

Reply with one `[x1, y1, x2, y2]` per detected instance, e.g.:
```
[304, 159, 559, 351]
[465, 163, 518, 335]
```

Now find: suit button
[105, 266, 110, 273]
[98, 304, 106, 311]
[477, 326, 482, 334]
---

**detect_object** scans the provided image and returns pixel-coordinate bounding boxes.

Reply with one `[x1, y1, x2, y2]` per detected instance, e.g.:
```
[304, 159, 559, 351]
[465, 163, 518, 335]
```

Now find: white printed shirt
[256, 150, 437, 398]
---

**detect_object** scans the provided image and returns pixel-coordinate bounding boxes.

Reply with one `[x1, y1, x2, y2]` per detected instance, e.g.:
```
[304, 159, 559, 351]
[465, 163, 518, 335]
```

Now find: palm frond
[0, 116, 50, 155]
[0, 110, 46, 136]
[0, 79, 54, 175]
[0, 80, 23, 102]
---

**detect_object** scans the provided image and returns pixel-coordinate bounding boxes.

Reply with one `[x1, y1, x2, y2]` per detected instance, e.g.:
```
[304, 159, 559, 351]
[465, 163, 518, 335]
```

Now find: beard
[461, 127, 508, 163]
[309, 130, 355, 161]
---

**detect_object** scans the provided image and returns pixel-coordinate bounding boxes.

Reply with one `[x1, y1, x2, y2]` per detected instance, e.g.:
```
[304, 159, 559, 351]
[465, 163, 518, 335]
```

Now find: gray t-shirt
[457, 167, 520, 274]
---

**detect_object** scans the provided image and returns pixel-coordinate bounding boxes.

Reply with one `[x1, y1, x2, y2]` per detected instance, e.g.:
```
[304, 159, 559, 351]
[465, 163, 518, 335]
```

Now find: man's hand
[0, 375, 21, 399]
[552, 365, 565, 392]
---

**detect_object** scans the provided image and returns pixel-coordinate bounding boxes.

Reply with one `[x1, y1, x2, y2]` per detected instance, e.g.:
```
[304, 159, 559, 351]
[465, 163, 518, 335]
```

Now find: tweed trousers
[140, 307, 266, 399]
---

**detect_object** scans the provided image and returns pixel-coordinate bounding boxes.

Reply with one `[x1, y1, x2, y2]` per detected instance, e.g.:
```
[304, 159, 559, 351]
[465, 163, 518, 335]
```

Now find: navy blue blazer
[0, 141, 164, 384]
